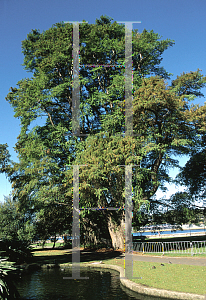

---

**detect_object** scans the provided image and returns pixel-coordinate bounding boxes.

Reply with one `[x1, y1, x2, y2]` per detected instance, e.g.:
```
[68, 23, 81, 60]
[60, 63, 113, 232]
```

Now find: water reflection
[14, 268, 175, 300]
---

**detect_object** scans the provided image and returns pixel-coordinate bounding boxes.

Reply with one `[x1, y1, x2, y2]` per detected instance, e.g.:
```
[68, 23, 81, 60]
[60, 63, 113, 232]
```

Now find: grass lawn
[103, 258, 206, 295]
[31, 242, 65, 249]
[31, 247, 206, 296]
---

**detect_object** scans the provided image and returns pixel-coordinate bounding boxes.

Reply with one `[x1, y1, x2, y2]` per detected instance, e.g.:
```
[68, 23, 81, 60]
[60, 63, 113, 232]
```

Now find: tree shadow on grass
[31, 247, 124, 265]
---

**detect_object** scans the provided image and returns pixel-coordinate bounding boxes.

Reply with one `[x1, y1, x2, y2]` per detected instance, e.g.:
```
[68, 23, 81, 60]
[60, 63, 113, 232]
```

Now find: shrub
[0, 255, 20, 299]
[0, 239, 33, 265]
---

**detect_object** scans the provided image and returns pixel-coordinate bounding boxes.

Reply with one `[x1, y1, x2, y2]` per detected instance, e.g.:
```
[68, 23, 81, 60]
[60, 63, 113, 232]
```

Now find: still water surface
[134, 228, 206, 236]
[14, 268, 172, 300]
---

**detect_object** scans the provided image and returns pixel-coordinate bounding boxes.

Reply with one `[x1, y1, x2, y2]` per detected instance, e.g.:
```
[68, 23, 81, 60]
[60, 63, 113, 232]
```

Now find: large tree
[6, 16, 206, 249]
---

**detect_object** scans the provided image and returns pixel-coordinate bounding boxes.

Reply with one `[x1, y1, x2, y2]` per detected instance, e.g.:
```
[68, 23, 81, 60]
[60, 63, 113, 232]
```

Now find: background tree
[34, 200, 72, 248]
[0, 197, 34, 265]
[0, 195, 35, 242]
[150, 192, 202, 227]
[177, 134, 206, 200]
[173, 92, 206, 226]
[5, 16, 206, 249]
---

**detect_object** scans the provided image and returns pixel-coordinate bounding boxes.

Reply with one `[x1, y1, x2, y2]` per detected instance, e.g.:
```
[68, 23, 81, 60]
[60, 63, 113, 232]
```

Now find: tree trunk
[52, 233, 56, 249]
[107, 215, 125, 250]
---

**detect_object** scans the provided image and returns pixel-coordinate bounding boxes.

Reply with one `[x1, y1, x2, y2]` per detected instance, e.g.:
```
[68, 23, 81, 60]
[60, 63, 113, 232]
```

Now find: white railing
[133, 240, 206, 256]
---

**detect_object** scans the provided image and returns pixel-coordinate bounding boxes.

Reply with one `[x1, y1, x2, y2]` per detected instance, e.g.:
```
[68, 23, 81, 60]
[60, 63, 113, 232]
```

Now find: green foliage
[177, 142, 206, 198]
[0, 144, 10, 174]
[0, 256, 20, 300]
[0, 196, 35, 242]
[0, 239, 32, 265]
[34, 201, 72, 247]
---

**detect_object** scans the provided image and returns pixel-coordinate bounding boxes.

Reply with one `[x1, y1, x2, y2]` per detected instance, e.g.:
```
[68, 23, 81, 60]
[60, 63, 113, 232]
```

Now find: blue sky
[0, 0, 206, 203]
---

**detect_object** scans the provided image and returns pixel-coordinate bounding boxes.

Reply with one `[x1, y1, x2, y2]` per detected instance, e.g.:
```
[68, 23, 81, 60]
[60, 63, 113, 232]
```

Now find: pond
[14, 267, 174, 300]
